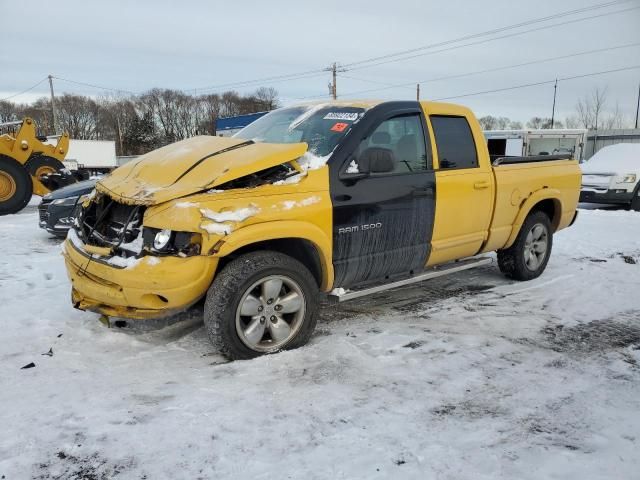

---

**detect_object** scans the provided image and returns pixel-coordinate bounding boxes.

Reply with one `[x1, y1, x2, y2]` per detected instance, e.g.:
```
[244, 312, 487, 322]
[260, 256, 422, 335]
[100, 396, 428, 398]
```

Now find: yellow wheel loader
[0, 117, 75, 215]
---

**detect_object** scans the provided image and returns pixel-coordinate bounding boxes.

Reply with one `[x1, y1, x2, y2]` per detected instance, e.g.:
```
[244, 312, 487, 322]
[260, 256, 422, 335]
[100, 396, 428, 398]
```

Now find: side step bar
[328, 256, 493, 303]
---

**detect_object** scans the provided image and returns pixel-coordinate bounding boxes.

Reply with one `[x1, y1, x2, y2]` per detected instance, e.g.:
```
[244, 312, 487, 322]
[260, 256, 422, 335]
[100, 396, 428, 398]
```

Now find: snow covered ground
[1, 206, 639, 479]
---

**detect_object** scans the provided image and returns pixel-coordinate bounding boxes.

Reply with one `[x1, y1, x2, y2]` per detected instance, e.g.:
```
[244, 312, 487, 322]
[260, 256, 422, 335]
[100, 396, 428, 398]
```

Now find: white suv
[580, 143, 640, 210]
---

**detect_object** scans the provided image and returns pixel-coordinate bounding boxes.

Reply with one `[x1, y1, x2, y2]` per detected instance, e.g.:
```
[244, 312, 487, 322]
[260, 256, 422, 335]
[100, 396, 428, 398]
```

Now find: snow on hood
[581, 143, 640, 175]
[96, 136, 308, 205]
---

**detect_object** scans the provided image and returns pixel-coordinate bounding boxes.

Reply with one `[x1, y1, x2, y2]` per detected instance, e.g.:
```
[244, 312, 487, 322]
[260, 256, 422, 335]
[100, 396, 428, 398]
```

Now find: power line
[188, 1, 635, 94]
[337, 42, 640, 98]
[338, 73, 415, 90]
[432, 65, 640, 101]
[2, 2, 635, 102]
[52, 76, 137, 95]
[190, 69, 328, 94]
[343, 0, 632, 69]
[345, 5, 640, 72]
[0, 77, 48, 101]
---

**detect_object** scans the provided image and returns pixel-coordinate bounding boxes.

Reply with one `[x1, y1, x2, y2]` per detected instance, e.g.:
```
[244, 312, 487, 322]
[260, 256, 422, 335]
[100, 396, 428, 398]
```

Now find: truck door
[426, 114, 494, 266]
[329, 103, 436, 289]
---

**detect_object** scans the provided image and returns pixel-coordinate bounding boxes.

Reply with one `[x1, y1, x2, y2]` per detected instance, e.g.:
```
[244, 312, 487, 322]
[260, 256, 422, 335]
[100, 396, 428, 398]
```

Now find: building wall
[584, 129, 640, 160]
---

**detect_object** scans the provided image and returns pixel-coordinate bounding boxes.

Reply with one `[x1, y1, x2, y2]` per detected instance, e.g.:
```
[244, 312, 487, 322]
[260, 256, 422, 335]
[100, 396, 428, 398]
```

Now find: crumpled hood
[96, 136, 308, 205]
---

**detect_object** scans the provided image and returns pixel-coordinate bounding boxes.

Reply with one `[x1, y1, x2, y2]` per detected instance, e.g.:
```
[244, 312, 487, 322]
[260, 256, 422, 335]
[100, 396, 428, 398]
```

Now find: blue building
[216, 111, 269, 137]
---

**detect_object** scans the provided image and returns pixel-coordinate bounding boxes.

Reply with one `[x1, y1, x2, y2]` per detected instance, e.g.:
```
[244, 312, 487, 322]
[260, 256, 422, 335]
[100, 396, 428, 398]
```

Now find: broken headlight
[143, 227, 201, 256]
[153, 229, 172, 250]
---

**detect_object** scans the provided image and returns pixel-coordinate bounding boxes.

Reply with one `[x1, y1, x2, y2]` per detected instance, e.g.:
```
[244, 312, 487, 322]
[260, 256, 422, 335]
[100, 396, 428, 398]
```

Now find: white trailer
[62, 139, 117, 174]
[484, 129, 587, 162]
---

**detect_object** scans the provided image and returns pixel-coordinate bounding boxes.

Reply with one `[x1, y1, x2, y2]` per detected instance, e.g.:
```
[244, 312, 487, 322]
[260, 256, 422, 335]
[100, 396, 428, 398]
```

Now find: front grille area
[77, 196, 145, 253]
[38, 200, 51, 224]
[38, 207, 49, 223]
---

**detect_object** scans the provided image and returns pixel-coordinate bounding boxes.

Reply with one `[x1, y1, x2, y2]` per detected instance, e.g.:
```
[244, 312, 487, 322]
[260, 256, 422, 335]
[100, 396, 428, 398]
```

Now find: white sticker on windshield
[323, 112, 359, 121]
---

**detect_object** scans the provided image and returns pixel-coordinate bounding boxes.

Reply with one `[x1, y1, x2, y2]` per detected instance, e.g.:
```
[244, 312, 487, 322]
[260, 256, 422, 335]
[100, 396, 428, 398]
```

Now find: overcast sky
[2, 0, 639, 124]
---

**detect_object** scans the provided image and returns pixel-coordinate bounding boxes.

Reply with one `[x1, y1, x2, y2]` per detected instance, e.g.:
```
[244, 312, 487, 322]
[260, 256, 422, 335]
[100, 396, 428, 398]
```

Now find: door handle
[333, 194, 352, 202]
[474, 181, 490, 190]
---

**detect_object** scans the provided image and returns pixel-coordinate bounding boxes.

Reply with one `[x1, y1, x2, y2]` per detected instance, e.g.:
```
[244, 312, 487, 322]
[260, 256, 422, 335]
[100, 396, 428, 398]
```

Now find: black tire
[25, 155, 77, 191]
[204, 251, 319, 360]
[0, 155, 33, 215]
[25, 155, 65, 178]
[497, 210, 553, 281]
[630, 185, 640, 211]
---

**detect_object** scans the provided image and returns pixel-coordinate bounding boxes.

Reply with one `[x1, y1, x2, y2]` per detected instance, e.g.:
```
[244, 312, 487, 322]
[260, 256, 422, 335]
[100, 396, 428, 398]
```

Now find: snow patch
[200, 205, 260, 236]
[346, 160, 360, 174]
[146, 256, 161, 266]
[201, 222, 233, 235]
[273, 152, 331, 186]
[297, 151, 331, 171]
[277, 196, 321, 211]
[200, 205, 260, 223]
[581, 143, 640, 174]
[119, 231, 143, 254]
[176, 201, 199, 208]
[66, 228, 85, 251]
[330, 287, 348, 296]
[105, 255, 142, 269]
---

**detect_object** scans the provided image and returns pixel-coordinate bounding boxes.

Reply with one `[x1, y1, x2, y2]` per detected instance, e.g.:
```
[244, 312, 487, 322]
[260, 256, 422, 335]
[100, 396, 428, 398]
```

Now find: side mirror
[358, 147, 395, 174]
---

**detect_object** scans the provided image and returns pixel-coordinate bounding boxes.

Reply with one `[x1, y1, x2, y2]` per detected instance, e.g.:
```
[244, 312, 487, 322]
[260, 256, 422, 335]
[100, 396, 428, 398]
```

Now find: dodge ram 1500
[63, 100, 581, 359]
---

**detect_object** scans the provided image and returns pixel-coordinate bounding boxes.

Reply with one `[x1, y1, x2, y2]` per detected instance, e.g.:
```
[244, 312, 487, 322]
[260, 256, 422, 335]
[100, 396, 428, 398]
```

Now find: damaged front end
[75, 194, 201, 263]
[61, 135, 330, 320]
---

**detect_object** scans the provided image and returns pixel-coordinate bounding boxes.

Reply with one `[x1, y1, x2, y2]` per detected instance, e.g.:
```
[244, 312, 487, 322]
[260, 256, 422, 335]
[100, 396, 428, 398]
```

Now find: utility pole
[550, 78, 557, 129]
[635, 81, 639, 129]
[326, 63, 345, 99]
[116, 116, 124, 155]
[416, 83, 420, 101]
[331, 63, 337, 100]
[48, 74, 57, 135]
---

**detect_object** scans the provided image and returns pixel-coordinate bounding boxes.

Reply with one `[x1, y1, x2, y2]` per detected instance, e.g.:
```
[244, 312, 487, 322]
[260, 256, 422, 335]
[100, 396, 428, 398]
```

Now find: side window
[430, 115, 478, 169]
[356, 114, 429, 173]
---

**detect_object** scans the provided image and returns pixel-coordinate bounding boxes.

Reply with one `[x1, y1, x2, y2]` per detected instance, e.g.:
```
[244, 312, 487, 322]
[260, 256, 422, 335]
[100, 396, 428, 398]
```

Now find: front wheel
[497, 210, 553, 281]
[0, 155, 33, 215]
[204, 251, 319, 360]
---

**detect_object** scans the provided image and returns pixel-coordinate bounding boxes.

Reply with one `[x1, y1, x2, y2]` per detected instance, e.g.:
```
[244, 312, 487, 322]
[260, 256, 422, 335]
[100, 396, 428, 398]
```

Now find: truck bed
[482, 156, 581, 254]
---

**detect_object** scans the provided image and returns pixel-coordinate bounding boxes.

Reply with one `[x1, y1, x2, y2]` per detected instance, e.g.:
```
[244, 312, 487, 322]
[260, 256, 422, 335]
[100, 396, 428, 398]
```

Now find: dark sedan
[38, 179, 97, 238]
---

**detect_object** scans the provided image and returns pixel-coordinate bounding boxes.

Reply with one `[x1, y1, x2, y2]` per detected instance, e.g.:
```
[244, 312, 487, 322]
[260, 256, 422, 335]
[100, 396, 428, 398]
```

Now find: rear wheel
[498, 210, 553, 281]
[630, 186, 640, 211]
[204, 251, 319, 360]
[0, 155, 33, 215]
[25, 155, 73, 191]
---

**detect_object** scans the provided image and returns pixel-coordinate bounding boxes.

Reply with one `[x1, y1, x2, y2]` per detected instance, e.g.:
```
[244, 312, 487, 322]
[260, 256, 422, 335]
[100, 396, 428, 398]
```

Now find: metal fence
[583, 129, 640, 160]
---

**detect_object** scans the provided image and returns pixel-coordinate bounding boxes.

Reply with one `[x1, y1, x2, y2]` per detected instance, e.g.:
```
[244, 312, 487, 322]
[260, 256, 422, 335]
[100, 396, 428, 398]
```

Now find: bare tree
[576, 87, 607, 130]
[2, 86, 280, 154]
[254, 87, 279, 111]
[564, 115, 580, 129]
[478, 115, 498, 130]
[0, 100, 19, 123]
[602, 102, 625, 130]
[526, 117, 546, 129]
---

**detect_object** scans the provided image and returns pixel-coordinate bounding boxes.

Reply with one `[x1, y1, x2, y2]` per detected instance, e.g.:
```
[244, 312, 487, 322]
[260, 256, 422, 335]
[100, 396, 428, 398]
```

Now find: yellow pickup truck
[62, 100, 581, 359]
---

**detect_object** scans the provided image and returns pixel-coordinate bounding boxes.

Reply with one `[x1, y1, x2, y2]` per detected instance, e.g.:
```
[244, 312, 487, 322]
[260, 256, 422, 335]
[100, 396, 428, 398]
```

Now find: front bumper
[579, 189, 634, 205]
[38, 202, 76, 236]
[62, 238, 218, 320]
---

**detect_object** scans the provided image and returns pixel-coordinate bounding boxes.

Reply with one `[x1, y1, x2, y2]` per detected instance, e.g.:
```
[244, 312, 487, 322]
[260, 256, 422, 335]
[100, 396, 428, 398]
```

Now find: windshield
[234, 105, 365, 157]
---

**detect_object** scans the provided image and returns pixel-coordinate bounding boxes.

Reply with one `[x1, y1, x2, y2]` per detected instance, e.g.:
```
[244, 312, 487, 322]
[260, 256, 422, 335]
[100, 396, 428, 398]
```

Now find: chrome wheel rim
[235, 274, 306, 352]
[524, 223, 548, 271]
